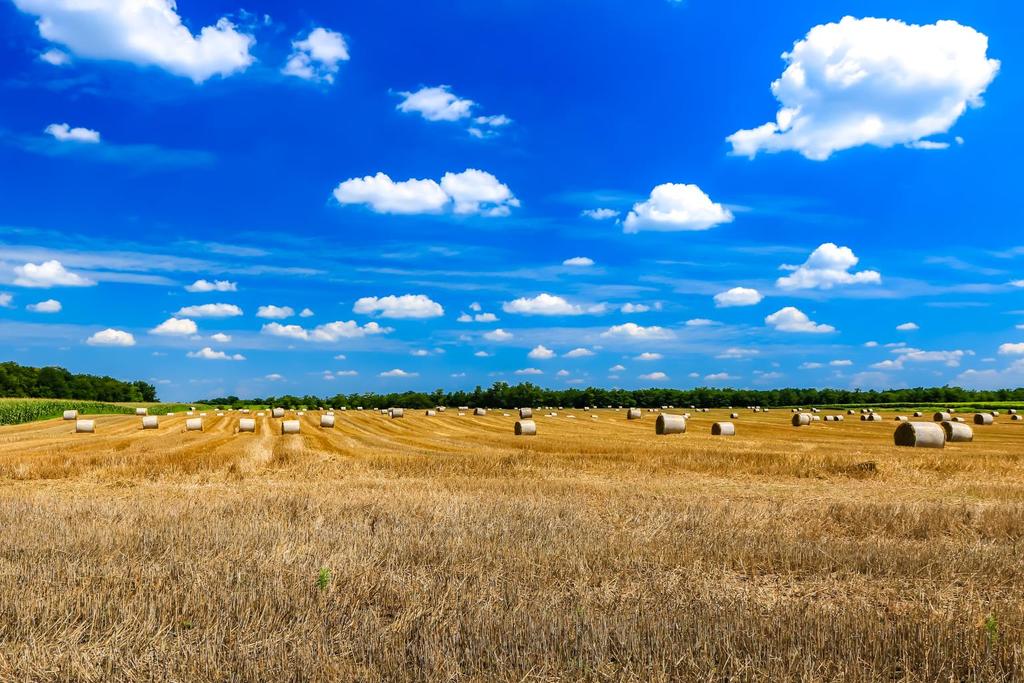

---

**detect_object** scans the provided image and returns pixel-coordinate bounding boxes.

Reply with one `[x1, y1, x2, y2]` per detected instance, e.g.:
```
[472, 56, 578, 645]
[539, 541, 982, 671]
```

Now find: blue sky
[1, 0, 1022, 401]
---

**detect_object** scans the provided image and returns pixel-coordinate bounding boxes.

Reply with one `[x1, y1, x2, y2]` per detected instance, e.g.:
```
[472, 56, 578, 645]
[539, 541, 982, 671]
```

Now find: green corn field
[0, 399, 135, 426]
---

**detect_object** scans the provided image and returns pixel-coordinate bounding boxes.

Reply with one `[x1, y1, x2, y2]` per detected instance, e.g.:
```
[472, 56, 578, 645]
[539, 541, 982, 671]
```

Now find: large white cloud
[86, 328, 135, 346]
[873, 347, 970, 369]
[714, 286, 763, 308]
[187, 346, 245, 361]
[439, 170, 519, 217]
[150, 317, 197, 336]
[262, 320, 392, 342]
[776, 243, 880, 290]
[396, 85, 474, 121]
[527, 345, 556, 360]
[175, 303, 242, 318]
[27, 298, 61, 313]
[44, 123, 100, 143]
[623, 183, 733, 233]
[600, 322, 674, 340]
[765, 306, 835, 333]
[282, 27, 349, 84]
[13, 260, 94, 288]
[333, 169, 518, 217]
[483, 328, 513, 341]
[256, 305, 295, 319]
[353, 294, 443, 319]
[503, 293, 605, 316]
[13, 0, 255, 83]
[727, 17, 1000, 160]
[185, 279, 236, 293]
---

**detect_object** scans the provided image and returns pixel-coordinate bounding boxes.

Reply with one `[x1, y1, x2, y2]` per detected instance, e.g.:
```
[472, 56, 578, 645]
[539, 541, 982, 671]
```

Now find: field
[0, 407, 1022, 681]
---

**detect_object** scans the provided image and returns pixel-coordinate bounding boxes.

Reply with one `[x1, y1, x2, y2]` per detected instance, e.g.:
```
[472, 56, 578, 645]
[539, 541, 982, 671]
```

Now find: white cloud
[581, 208, 620, 220]
[13, 260, 94, 288]
[175, 303, 242, 318]
[27, 298, 61, 313]
[44, 122, 99, 143]
[187, 346, 245, 361]
[86, 328, 135, 347]
[515, 368, 543, 375]
[210, 332, 231, 343]
[334, 168, 517, 216]
[830, 359, 853, 366]
[353, 294, 443, 319]
[262, 320, 392, 342]
[727, 17, 1000, 160]
[800, 362, 824, 369]
[864, 341, 879, 348]
[896, 322, 919, 331]
[185, 279, 236, 293]
[0, 293, 11, 308]
[150, 317, 198, 336]
[564, 347, 594, 358]
[875, 348, 969, 369]
[257, 305, 295, 319]
[601, 322, 674, 340]
[685, 318, 718, 327]
[265, 373, 285, 381]
[765, 306, 835, 333]
[635, 352, 662, 361]
[556, 369, 570, 377]
[410, 349, 430, 357]
[282, 27, 349, 83]
[380, 368, 418, 377]
[440, 169, 519, 216]
[777, 243, 881, 290]
[714, 286, 763, 308]
[13, 0, 255, 83]
[705, 372, 735, 381]
[623, 183, 733, 233]
[474, 350, 491, 357]
[299, 308, 314, 318]
[528, 345, 556, 360]
[503, 293, 605, 316]
[562, 256, 594, 267]
[609, 364, 626, 372]
[716, 347, 759, 359]
[639, 372, 668, 381]
[39, 47, 69, 65]
[620, 303, 654, 314]
[998, 343, 1024, 355]
[396, 85, 474, 122]
[483, 328, 513, 342]
[469, 302, 482, 312]
[336, 370, 358, 376]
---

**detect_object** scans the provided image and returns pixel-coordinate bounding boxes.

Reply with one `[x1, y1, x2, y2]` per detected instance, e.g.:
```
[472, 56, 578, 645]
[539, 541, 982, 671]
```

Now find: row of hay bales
[894, 420, 974, 448]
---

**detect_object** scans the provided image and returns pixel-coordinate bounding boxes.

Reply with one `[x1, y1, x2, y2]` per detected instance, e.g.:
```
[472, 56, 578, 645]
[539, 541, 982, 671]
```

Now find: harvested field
[0, 408, 1022, 681]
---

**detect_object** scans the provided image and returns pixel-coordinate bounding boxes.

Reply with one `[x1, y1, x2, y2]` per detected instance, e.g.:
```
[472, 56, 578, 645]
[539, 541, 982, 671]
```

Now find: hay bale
[941, 421, 973, 442]
[974, 413, 994, 425]
[991, 410, 1000, 416]
[933, 412, 951, 422]
[627, 408, 642, 420]
[519, 407, 533, 419]
[514, 419, 537, 436]
[141, 416, 159, 430]
[320, 414, 335, 428]
[712, 422, 735, 436]
[792, 413, 812, 427]
[272, 408, 285, 418]
[893, 421, 945, 448]
[1008, 409, 1017, 415]
[390, 408, 404, 419]
[185, 418, 203, 432]
[63, 410, 78, 420]
[474, 408, 487, 416]
[281, 420, 300, 435]
[811, 416, 821, 422]
[952, 417, 965, 423]
[913, 411, 923, 417]
[135, 407, 147, 416]
[894, 416, 908, 422]
[256, 412, 265, 417]
[656, 414, 686, 435]
[425, 409, 437, 417]
[166, 412, 173, 417]
[238, 418, 256, 433]
[847, 409, 855, 415]
[75, 419, 95, 433]
[1013, 415, 1022, 421]
[730, 412, 739, 419]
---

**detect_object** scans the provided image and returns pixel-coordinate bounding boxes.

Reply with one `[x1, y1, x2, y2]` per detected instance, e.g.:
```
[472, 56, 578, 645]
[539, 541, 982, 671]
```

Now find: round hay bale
[519, 407, 533, 419]
[729, 412, 739, 419]
[933, 412, 951, 422]
[425, 409, 437, 417]
[238, 418, 256, 433]
[894, 421, 945, 449]
[141, 416, 159, 430]
[271, 408, 285, 418]
[974, 413, 994, 425]
[656, 414, 686, 435]
[1013, 415, 1022, 421]
[281, 420, 300, 435]
[913, 411, 923, 417]
[514, 419, 536, 436]
[185, 418, 203, 432]
[792, 413, 812, 427]
[712, 422, 735, 436]
[1008, 409, 1017, 415]
[952, 417, 965, 423]
[390, 408, 404, 419]
[894, 416, 908, 422]
[991, 410, 1000, 416]
[811, 416, 821, 422]
[941, 421, 973, 442]
[63, 410, 78, 420]
[474, 408, 487, 416]
[135, 407, 148, 416]
[75, 419, 95, 433]
[847, 409, 855, 415]
[320, 414, 335, 428]
[627, 408, 642, 420]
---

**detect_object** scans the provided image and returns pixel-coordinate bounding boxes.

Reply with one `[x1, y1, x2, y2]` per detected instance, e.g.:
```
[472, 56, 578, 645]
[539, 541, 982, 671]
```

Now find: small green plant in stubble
[316, 567, 331, 592]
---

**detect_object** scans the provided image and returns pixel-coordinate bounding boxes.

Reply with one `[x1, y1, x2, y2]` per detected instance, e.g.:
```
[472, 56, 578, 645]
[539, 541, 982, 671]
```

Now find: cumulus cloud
[44, 123, 100, 143]
[896, 322, 919, 331]
[13, 260, 94, 288]
[503, 293, 605, 316]
[685, 318, 718, 327]
[528, 345, 556, 360]
[727, 17, 1000, 160]
[396, 85, 474, 121]
[175, 303, 242, 318]
[12, 0, 256, 83]
[380, 368, 417, 377]
[86, 328, 135, 347]
[830, 359, 853, 366]
[765, 306, 835, 333]
[210, 332, 231, 343]
[874, 347, 970, 369]
[299, 308, 314, 318]
[564, 347, 594, 358]
[635, 352, 662, 361]
[150, 317, 198, 336]
[562, 256, 594, 267]
[457, 311, 498, 323]
[353, 294, 443, 319]
[256, 305, 295, 319]
[620, 303, 656, 314]
[581, 208, 620, 220]
[800, 362, 824, 370]
[39, 47, 69, 65]
[282, 27, 349, 83]
[714, 286, 763, 308]
[333, 169, 517, 216]
[262, 320, 392, 342]
[609, 364, 626, 372]
[474, 351, 491, 357]
[0, 293, 13, 308]
[776, 243, 881, 290]
[705, 372, 735, 381]
[483, 329, 513, 342]
[515, 368, 543, 375]
[639, 371, 668, 381]
[998, 343, 1024, 355]
[600, 323, 674, 340]
[187, 347, 245, 361]
[716, 347, 759, 359]
[623, 183, 733, 233]
[185, 279, 236, 293]
[27, 298, 61, 313]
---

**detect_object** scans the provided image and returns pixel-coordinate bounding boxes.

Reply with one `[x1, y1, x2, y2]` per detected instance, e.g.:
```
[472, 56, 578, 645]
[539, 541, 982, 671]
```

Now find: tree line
[199, 381, 1024, 410]
[0, 362, 157, 403]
